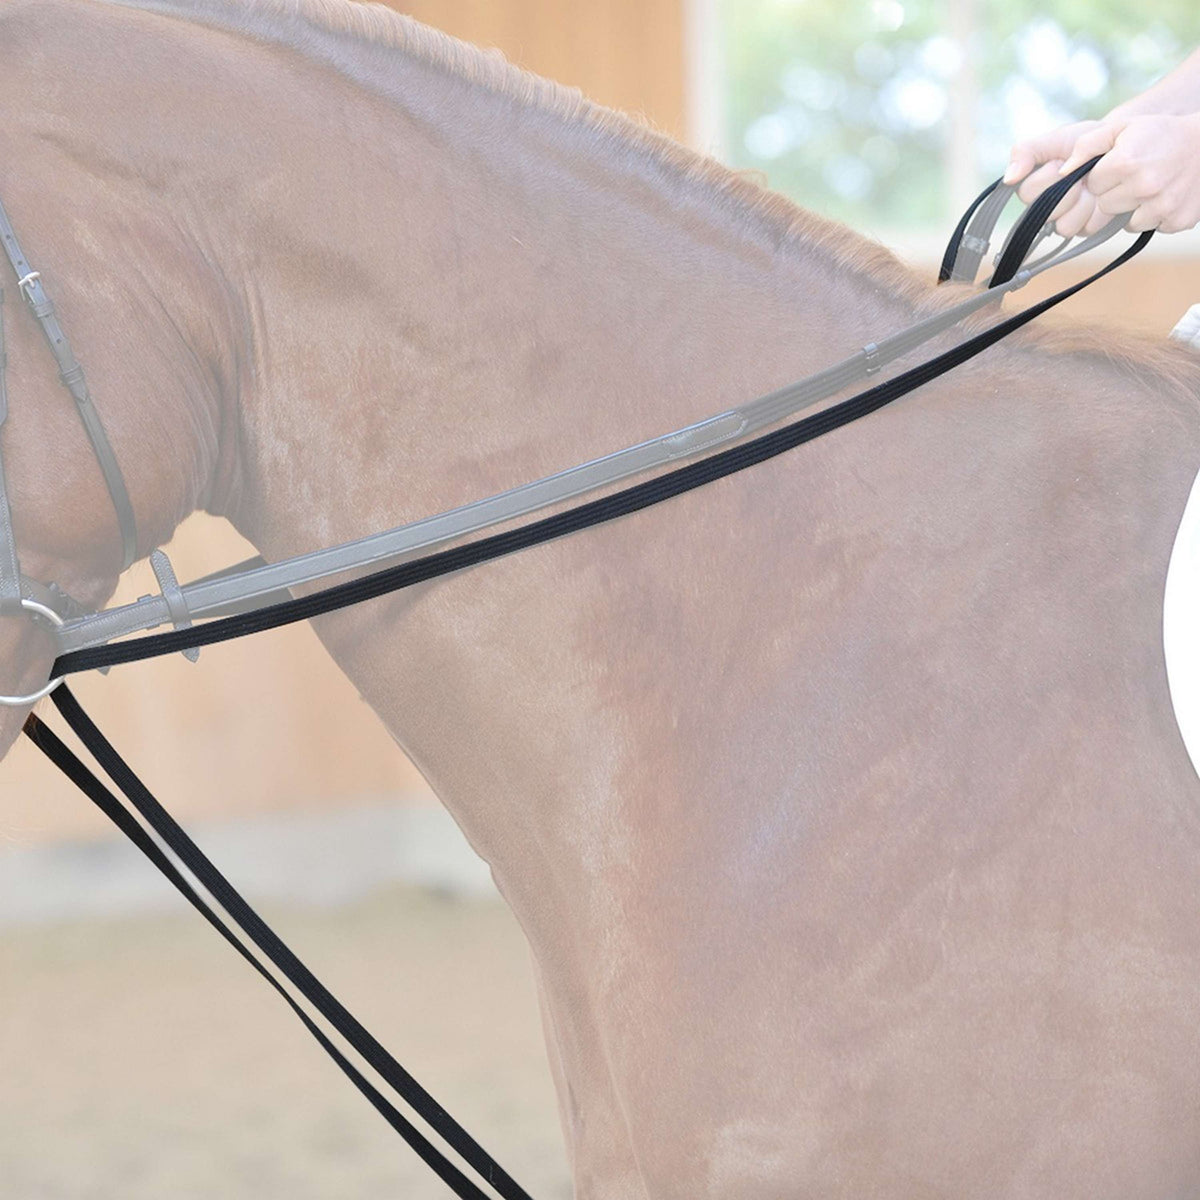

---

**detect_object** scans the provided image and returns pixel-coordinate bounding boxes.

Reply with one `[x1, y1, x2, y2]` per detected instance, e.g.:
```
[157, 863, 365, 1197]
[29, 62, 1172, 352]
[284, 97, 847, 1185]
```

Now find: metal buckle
[0, 597, 64, 706]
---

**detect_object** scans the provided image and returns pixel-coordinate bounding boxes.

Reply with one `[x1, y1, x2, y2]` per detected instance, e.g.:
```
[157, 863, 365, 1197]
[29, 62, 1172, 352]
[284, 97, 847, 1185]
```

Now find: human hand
[1003, 119, 1121, 238]
[1004, 113, 1200, 236]
[1059, 113, 1200, 234]
[1003, 119, 1103, 197]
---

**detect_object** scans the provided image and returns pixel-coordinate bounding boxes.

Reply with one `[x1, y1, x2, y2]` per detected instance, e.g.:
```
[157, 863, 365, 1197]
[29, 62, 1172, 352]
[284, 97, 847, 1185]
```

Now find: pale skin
[1004, 47, 1200, 235]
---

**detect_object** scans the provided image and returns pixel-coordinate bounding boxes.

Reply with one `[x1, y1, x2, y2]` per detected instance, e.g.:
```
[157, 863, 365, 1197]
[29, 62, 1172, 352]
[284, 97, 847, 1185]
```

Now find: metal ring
[0, 597, 64, 707]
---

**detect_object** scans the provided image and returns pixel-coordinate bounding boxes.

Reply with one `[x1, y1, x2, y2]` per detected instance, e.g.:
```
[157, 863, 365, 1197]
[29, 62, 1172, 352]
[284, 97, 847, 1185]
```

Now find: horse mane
[105, 0, 1200, 401]
[105, 0, 934, 299]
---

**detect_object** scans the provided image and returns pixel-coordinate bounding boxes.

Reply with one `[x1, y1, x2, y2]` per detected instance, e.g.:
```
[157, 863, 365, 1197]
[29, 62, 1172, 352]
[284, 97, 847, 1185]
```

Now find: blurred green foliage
[722, 0, 1200, 231]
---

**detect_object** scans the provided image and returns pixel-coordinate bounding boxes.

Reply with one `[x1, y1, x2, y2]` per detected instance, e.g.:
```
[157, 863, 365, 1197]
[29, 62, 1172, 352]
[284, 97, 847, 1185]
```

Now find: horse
[4, 2, 1200, 1196]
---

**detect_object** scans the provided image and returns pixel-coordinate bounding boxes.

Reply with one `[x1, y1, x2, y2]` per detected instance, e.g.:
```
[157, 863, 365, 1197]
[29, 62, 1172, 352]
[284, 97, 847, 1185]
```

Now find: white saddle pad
[1164, 463, 1200, 777]
[1163, 307, 1200, 774]
[1171, 303, 1200, 352]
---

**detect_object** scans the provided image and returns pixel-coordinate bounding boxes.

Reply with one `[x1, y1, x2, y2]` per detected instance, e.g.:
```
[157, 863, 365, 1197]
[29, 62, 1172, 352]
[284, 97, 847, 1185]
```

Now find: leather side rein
[3, 161, 1154, 1199]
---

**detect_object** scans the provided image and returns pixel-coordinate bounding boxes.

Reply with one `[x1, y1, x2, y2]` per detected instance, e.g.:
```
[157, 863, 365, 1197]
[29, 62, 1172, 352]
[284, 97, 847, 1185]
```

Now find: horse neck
[218, 51, 926, 568]
[189, 9, 1200, 910]
[19, 12, 1200, 1185]
[196, 13, 942, 871]
[0, 0, 932, 833]
[12, 3, 1200, 879]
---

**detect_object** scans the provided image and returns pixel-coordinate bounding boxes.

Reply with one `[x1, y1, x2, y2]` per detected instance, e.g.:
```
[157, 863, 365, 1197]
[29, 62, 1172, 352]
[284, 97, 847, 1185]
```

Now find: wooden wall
[381, 0, 687, 140]
[1017, 254, 1200, 340]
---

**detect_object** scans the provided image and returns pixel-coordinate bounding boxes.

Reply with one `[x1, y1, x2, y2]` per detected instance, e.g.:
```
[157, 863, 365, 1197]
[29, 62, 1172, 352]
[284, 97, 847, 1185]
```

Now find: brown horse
[3, 2, 1200, 1196]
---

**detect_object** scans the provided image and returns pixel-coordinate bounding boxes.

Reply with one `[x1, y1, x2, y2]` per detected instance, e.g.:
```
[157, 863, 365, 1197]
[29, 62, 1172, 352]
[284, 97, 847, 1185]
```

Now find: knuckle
[1134, 166, 1166, 196]
[1105, 154, 1134, 182]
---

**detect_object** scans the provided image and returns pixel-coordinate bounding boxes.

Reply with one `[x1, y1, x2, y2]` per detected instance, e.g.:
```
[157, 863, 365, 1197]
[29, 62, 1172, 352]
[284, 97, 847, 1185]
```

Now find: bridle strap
[0, 194, 138, 571]
[53, 161, 1151, 680]
[941, 163, 1129, 290]
[0, 289, 79, 621]
[0, 285, 24, 614]
[939, 177, 1015, 283]
[53, 165, 1123, 655]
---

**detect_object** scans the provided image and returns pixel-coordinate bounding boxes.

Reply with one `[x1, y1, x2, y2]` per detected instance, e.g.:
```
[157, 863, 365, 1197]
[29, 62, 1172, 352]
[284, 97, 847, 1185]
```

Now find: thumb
[1002, 148, 1035, 185]
[1003, 121, 1099, 184]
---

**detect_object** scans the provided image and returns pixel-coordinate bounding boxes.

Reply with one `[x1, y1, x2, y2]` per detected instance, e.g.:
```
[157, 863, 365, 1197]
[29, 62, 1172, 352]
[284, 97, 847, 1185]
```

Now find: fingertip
[1003, 153, 1032, 185]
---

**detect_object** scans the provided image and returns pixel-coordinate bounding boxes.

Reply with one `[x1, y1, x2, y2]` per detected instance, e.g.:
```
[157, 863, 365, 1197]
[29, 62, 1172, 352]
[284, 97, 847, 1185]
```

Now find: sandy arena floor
[0, 887, 572, 1199]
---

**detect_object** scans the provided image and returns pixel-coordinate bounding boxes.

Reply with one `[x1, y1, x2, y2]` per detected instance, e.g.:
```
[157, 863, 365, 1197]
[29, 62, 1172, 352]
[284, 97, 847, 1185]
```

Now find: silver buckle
[0, 597, 64, 706]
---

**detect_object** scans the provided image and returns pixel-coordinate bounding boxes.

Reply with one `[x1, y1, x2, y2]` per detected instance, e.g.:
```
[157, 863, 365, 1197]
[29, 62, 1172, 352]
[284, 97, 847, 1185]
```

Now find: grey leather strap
[0, 195, 138, 570]
[946, 182, 1018, 283]
[942, 178, 1129, 289]
[150, 549, 199, 662]
[0, 286, 25, 614]
[0, 453, 24, 616]
[54, 223, 1112, 655]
